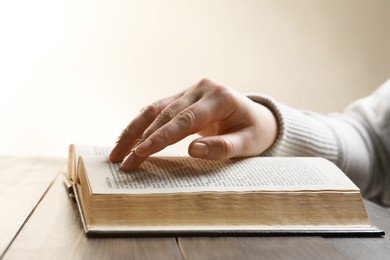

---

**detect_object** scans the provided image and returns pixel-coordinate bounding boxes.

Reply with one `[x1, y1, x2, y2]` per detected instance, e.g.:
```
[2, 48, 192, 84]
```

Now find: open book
[66, 144, 384, 237]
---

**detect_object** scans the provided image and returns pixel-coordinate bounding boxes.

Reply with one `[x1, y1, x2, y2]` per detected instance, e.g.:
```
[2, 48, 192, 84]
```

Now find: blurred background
[0, 0, 389, 158]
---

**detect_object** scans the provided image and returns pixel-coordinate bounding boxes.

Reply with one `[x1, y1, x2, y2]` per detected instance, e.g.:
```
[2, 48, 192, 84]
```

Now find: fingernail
[135, 139, 152, 154]
[121, 152, 136, 169]
[109, 145, 120, 161]
[190, 142, 209, 158]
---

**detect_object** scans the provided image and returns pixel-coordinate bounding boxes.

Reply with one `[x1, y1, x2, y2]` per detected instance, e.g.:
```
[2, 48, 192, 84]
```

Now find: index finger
[133, 91, 233, 158]
[120, 103, 211, 171]
[109, 93, 182, 162]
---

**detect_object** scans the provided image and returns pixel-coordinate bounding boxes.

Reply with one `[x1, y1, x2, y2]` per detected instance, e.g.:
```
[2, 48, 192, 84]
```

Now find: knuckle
[141, 104, 160, 120]
[221, 138, 235, 159]
[193, 78, 212, 93]
[209, 84, 233, 101]
[197, 77, 212, 86]
[119, 127, 131, 141]
[208, 138, 235, 160]
[157, 107, 176, 124]
[193, 79, 234, 103]
[175, 109, 196, 130]
[153, 128, 174, 145]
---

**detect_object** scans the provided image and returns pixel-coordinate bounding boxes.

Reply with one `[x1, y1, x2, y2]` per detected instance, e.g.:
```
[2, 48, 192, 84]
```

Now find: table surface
[1, 157, 389, 260]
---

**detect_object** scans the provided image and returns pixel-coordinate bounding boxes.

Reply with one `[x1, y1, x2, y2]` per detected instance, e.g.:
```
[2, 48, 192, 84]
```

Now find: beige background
[0, 0, 389, 157]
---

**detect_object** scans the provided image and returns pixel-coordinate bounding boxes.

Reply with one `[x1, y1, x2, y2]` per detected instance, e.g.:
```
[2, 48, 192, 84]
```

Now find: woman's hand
[109, 78, 278, 170]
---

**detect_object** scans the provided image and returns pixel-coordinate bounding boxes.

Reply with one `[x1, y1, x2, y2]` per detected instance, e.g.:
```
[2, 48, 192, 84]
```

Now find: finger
[120, 151, 148, 171]
[139, 92, 200, 142]
[134, 95, 232, 158]
[135, 78, 229, 143]
[109, 93, 181, 162]
[109, 113, 154, 162]
[188, 129, 259, 160]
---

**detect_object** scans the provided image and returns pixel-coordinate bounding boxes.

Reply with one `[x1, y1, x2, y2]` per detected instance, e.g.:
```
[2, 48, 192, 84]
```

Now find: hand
[109, 78, 278, 170]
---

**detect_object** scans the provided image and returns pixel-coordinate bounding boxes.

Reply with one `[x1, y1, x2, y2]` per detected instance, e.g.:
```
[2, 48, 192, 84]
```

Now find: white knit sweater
[248, 79, 390, 206]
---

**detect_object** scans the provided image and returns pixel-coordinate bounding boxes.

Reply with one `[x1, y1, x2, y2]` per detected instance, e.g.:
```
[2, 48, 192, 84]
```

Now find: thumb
[188, 133, 253, 160]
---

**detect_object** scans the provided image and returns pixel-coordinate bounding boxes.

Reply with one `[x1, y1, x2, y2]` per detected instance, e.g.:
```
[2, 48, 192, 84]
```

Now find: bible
[66, 144, 384, 237]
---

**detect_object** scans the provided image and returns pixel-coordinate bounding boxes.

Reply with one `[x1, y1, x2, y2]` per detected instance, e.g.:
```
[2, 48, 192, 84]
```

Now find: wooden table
[1, 157, 389, 260]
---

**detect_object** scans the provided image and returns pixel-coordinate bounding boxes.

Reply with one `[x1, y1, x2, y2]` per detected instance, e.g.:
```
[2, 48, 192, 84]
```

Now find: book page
[80, 156, 359, 194]
[67, 144, 113, 183]
[72, 144, 181, 159]
[73, 144, 112, 158]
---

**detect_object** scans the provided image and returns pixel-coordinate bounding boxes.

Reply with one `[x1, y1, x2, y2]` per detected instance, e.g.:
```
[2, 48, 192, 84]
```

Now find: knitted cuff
[246, 94, 340, 164]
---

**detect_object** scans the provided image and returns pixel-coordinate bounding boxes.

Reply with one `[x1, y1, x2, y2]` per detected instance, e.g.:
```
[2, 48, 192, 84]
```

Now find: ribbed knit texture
[247, 94, 340, 163]
[247, 79, 390, 206]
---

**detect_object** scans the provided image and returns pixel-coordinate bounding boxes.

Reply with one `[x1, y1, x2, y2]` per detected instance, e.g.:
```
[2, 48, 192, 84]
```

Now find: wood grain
[2, 172, 182, 260]
[178, 237, 348, 260]
[326, 201, 390, 259]
[0, 157, 63, 257]
[2, 157, 390, 260]
[177, 201, 390, 260]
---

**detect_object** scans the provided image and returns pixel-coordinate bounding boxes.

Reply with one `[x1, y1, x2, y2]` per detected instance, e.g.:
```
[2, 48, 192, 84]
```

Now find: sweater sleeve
[247, 79, 390, 206]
